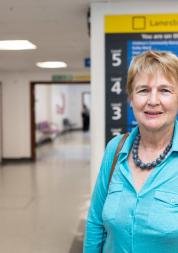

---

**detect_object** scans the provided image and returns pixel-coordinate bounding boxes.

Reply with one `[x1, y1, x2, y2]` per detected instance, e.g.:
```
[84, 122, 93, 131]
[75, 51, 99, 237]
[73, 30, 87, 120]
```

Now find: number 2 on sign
[112, 105, 122, 120]
[111, 81, 122, 94]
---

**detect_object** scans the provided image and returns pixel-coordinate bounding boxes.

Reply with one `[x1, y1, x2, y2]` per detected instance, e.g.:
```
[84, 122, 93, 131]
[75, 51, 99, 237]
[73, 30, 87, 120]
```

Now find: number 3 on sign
[112, 105, 122, 120]
[111, 81, 122, 94]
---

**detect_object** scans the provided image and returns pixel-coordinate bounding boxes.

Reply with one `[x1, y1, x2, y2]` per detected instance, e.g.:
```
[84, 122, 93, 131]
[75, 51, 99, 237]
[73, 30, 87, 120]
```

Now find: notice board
[105, 13, 178, 144]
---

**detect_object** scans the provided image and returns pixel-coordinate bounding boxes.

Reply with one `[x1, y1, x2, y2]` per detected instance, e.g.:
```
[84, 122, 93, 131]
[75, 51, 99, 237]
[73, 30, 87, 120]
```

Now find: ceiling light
[0, 40, 37, 50]
[36, 61, 67, 69]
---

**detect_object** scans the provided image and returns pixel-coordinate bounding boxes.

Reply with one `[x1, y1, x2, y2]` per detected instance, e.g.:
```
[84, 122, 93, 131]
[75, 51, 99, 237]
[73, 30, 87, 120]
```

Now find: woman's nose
[147, 91, 160, 106]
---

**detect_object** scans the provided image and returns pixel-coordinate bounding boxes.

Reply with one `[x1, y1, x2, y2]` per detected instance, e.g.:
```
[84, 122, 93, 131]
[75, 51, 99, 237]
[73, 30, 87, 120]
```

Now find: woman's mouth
[144, 111, 163, 118]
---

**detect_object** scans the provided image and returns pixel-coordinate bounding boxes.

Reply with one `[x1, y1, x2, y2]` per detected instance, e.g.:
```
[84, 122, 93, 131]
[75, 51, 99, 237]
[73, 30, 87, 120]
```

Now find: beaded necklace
[132, 134, 172, 170]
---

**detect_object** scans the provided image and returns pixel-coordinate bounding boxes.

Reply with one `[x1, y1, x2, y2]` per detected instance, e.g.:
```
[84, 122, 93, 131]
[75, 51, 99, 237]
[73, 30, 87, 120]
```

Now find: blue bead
[132, 149, 137, 155]
[160, 153, 165, 159]
[156, 158, 161, 163]
[134, 143, 139, 149]
[165, 146, 169, 151]
[140, 162, 146, 168]
[147, 163, 152, 168]
[133, 155, 137, 160]
[136, 159, 141, 166]
[163, 150, 168, 155]
[152, 161, 157, 167]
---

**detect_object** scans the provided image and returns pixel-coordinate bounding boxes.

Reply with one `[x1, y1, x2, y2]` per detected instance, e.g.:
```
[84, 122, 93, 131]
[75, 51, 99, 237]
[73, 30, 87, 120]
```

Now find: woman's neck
[138, 126, 174, 150]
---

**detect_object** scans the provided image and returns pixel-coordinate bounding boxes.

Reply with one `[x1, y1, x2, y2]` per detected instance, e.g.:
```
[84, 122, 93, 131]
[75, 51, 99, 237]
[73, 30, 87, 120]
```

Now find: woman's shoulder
[106, 133, 125, 152]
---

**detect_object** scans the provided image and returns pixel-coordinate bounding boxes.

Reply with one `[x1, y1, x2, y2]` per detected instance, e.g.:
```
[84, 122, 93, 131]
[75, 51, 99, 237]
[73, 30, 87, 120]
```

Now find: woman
[83, 50, 178, 253]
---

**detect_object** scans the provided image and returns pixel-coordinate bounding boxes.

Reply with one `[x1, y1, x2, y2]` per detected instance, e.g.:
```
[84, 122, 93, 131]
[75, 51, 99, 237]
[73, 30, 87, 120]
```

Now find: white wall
[35, 85, 52, 123]
[51, 85, 68, 130]
[91, 0, 178, 190]
[2, 74, 31, 158]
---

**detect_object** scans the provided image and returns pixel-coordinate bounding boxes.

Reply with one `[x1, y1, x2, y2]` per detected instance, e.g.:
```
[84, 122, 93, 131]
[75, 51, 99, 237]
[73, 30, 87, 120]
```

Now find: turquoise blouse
[83, 120, 178, 253]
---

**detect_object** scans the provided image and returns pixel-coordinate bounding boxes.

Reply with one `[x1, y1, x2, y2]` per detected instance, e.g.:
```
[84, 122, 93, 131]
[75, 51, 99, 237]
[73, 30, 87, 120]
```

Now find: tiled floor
[0, 131, 90, 253]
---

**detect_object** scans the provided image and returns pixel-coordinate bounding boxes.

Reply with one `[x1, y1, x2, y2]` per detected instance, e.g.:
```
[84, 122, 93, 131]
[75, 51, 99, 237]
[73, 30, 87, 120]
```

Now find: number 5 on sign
[111, 81, 122, 94]
[112, 105, 122, 120]
[112, 52, 122, 67]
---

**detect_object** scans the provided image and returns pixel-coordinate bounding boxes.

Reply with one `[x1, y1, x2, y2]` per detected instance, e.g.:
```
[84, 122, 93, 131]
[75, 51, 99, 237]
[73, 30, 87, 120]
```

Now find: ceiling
[0, 0, 105, 73]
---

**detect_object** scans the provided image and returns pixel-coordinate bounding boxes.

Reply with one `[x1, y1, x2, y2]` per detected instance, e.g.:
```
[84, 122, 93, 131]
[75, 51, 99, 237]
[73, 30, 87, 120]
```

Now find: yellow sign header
[105, 14, 178, 33]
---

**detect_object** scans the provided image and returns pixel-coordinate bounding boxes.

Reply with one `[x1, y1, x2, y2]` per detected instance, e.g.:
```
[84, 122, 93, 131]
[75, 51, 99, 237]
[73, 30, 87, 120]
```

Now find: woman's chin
[139, 120, 166, 132]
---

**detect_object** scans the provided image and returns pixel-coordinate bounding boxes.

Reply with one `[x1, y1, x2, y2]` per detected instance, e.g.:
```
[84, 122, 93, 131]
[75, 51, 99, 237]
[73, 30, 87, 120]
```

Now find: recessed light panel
[0, 40, 37, 50]
[36, 61, 67, 69]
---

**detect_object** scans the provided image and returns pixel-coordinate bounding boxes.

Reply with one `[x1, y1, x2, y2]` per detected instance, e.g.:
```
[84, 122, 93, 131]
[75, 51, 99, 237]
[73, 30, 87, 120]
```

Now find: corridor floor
[0, 131, 91, 253]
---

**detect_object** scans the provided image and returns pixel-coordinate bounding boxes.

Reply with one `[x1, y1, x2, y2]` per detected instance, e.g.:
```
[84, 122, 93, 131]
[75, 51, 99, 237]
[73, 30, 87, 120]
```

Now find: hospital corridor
[0, 131, 90, 253]
[0, 1, 175, 253]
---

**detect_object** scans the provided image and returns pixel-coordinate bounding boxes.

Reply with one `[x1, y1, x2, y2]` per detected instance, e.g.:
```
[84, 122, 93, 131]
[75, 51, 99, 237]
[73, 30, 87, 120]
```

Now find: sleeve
[83, 135, 123, 253]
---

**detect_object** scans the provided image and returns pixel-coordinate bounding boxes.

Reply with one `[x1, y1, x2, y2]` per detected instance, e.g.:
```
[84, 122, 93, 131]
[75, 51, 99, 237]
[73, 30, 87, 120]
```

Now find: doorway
[30, 81, 90, 160]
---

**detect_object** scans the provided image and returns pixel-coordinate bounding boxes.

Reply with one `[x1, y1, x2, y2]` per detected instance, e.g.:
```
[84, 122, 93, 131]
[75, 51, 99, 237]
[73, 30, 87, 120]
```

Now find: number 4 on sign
[111, 81, 122, 94]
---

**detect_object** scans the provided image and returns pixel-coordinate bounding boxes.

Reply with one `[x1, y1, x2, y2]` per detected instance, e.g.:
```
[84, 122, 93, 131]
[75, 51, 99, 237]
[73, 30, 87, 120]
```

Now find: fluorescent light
[0, 40, 37, 50]
[36, 61, 67, 69]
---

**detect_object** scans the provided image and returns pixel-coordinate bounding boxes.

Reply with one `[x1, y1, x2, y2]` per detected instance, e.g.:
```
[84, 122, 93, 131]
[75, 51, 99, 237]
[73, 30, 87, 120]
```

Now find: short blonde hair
[126, 50, 178, 97]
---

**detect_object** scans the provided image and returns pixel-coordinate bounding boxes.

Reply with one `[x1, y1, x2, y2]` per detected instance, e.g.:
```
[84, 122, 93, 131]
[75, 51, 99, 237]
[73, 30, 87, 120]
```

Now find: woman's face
[130, 69, 178, 133]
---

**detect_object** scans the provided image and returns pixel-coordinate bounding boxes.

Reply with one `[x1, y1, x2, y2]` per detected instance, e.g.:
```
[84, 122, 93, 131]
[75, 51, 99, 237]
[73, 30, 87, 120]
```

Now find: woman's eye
[161, 89, 171, 93]
[137, 89, 148, 93]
